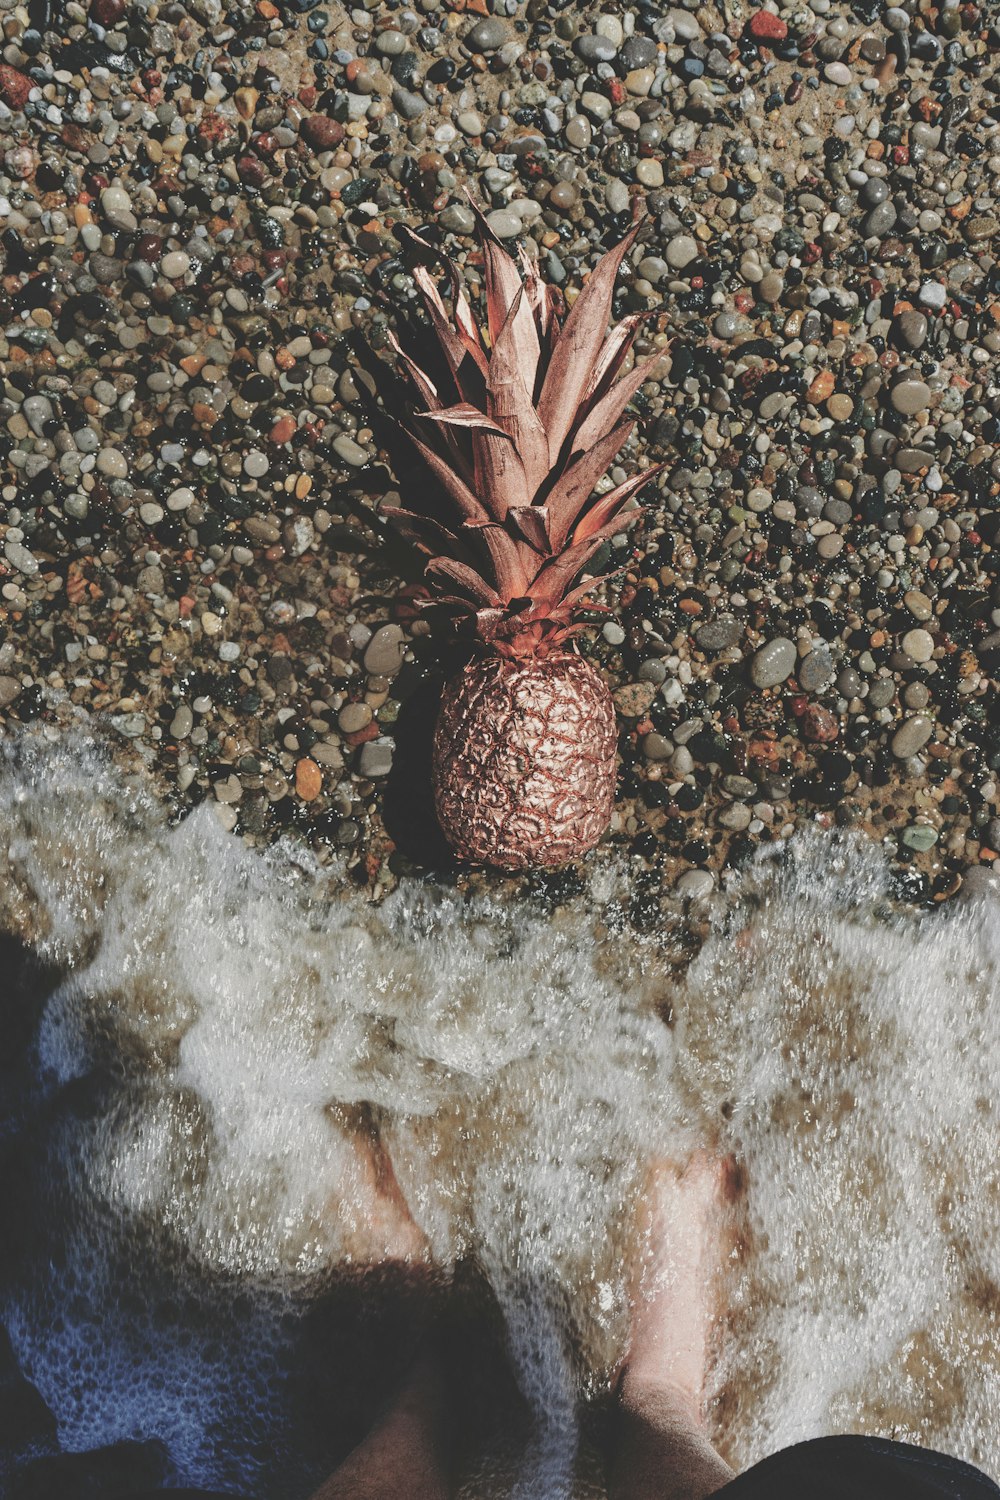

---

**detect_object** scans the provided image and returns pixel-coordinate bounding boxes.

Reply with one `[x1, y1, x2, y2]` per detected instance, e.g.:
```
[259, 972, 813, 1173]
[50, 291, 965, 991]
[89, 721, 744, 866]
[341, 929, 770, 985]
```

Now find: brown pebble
[807, 370, 836, 404]
[295, 757, 323, 800]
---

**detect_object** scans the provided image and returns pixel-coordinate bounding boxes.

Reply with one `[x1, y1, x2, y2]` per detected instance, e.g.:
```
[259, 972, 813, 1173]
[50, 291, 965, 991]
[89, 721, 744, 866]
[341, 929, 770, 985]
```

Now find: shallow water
[0, 725, 998, 1497]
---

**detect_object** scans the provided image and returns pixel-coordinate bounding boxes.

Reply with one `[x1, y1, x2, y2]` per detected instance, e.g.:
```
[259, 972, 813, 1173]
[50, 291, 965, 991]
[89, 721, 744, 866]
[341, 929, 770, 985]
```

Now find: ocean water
[0, 724, 998, 1498]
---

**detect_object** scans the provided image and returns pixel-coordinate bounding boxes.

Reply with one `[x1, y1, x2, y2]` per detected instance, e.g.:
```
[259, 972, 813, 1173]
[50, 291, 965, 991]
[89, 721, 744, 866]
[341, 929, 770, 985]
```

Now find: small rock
[746, 10, 788, 41]
[676, 868, 714, 900]
[613, 681, 657, 717]
[751, 636, 796, 688]
[295, 757, 323, 801]
[800, 704, 839, 743]
[364, 624, 406, 677]
[890, 377, 932, 416]
[892, 715, 933, 759]
[900, 825, 938, 852]
[696, 619, 742, 653]
[798, 647, 834, 694]
[96, 447, 128, 478]
[0, 676, 21, 707]
[359, 738, 394, 778]
[465, 17, 508, 50]
[666, 235, 699, 270]
[901, 628, 934, 663]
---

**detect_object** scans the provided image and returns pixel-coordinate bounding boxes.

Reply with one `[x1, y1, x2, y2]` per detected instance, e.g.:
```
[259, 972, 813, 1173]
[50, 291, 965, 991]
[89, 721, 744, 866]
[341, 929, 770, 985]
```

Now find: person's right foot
[619, 1151, 737, 1424]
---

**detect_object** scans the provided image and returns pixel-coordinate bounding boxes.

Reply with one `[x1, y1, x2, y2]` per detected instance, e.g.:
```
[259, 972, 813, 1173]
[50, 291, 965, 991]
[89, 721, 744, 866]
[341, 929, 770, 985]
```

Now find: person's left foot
[336, 1129, 430, 1264]
[619, 1151, 738, 1424]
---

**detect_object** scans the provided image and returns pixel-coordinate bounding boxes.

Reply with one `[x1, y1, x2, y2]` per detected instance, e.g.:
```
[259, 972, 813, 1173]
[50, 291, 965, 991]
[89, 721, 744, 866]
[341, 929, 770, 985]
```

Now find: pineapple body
[432, 652, 617, 870]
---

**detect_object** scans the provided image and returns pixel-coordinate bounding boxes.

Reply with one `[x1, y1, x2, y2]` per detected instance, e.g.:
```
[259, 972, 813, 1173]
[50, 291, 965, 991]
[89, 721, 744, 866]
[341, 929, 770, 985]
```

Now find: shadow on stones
[381, 677, 454, 873]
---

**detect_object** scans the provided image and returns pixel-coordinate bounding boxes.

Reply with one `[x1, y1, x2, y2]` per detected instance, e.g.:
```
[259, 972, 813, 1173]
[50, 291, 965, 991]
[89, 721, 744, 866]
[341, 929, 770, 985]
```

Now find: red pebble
[0, 64, 31, 111]
[301, 114, 344, 151]
[746, 10, 788, 42]
[801, 705, 839, 743]
[91, 0, 126, 24]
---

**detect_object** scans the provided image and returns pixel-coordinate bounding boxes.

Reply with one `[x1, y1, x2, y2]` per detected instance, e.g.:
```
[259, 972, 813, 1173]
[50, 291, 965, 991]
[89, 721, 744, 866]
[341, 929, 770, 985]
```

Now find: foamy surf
[0, 724, 998, 1497]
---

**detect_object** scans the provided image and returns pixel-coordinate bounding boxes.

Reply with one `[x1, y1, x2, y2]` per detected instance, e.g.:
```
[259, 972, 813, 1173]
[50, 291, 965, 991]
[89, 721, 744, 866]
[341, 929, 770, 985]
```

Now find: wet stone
[901, 825, 938, 852]
[890, 378, 932, 416]
[896, 311, 928, 349]
[902, 628, 934, 663]
[465, 17, 508, 50]
[868, 679, 897, 709]
[696, 618, 742, 653]
[892, 715, 933, 759]
[359, 738, 394, 778]
[364, 624, 406, 677]
[676, 868, 714, 900]
[751, 636, 796, 688]
[798, 647, 834, 694]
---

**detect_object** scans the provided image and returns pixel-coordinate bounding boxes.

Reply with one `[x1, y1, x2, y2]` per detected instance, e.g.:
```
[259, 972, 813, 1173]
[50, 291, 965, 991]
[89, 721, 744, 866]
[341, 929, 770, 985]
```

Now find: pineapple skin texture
[432, 652, 618, 870]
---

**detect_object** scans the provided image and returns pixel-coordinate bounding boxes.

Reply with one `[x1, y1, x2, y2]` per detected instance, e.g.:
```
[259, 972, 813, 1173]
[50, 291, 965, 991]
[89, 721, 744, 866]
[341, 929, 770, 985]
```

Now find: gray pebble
[892, 714, 933, 759]
[798, 647, 834, 693]
[465, 17, 508, 50]
[359, 738, 394, 778]
[890, 377, 931, 415]
[676, 868, 715, 900]
[696, 618, 742, 653]
[751, 636, 796, 688]
[364, 623, 406, 677]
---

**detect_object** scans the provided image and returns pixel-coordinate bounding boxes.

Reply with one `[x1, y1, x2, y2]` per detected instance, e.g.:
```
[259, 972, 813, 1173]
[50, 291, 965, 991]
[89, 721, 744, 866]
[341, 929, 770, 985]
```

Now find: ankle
[617, 1365, 704, 1432]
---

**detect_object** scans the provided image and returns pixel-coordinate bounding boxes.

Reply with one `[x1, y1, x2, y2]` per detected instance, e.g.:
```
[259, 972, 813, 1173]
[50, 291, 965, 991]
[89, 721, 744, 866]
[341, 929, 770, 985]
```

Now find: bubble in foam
[1, 727, 999, 1495]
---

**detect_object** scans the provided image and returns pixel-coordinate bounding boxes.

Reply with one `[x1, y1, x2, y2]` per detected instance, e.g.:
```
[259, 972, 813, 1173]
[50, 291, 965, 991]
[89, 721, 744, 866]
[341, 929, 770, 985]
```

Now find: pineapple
[374, 202, 664, 871]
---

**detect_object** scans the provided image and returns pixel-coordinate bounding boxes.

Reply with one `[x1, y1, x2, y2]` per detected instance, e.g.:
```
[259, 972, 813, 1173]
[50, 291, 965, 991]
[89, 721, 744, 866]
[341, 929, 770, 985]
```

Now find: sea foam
[0, 726, 997, 1496]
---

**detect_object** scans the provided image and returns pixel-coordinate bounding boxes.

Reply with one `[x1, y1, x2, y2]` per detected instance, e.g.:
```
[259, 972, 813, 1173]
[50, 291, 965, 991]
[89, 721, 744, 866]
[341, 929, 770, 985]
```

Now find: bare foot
[337, 1125, 431, 1265]
[620, 1150, 736, 1425]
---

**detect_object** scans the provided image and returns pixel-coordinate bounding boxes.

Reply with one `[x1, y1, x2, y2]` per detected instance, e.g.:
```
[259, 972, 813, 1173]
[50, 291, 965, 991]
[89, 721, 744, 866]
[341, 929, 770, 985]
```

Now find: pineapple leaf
[462, 189, 538, 360]
[487, 285, 550, 503]
[543, 419, 635, 550]
[404, 428, 491, 523]
[537, 220, 643, 465]
[507, 505, 552, 551]
[463, 520, 530, 598]
[570, 463, 665, 544]
[572, 349, 664, 456]
[416, 403, 513, 439]
[425, 557, 503, 606]
[528, 536, 606, 609]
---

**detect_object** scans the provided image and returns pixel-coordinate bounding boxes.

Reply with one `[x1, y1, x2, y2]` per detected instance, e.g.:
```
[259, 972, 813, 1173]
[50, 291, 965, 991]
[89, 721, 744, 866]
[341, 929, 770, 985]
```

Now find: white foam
[1, 727, 999, 1493]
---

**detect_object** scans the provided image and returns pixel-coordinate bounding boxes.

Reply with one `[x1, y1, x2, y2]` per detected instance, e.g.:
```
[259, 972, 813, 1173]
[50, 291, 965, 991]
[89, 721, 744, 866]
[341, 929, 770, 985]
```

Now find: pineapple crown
[377, 195, 666, 655]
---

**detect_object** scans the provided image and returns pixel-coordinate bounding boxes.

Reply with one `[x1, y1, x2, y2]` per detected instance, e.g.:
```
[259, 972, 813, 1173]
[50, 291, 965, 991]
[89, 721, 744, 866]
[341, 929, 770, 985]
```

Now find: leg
[310, 1131, 453, 1500]
[308, 1348, 452, 1500]
[609, 1153, 736, 1500]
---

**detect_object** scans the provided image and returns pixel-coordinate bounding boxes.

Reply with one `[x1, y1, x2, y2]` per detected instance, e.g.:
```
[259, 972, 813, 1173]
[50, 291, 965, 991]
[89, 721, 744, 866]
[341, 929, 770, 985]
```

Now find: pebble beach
[2, 0, 1000, 905]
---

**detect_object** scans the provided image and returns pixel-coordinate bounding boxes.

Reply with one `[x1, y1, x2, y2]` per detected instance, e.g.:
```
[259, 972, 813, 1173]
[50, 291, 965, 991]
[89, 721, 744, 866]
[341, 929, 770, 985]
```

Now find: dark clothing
[714, 1435, 1000, 1499]
[124, 1435, 1000, 1500]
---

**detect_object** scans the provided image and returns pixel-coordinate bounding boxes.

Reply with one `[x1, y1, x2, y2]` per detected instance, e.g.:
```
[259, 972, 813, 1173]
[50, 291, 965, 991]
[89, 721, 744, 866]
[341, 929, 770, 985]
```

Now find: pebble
[751, 637, 796, 688]
[465, 18, 508, 50]
[676, 869, 715, 900]
[891, 716, 933, 760]
[364, 624, 406, 677]
[359, 738, 394, 778]
[901, 628, 934, 663]
[696, 619, 742, 653]
[666, 235, 699, 270]
[160, 251, 190, 279]
[798, 647, 834, 694]
[295, 759, 323, 801]
[890, 378, 932, 416]
[96, 448, 128, 478]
